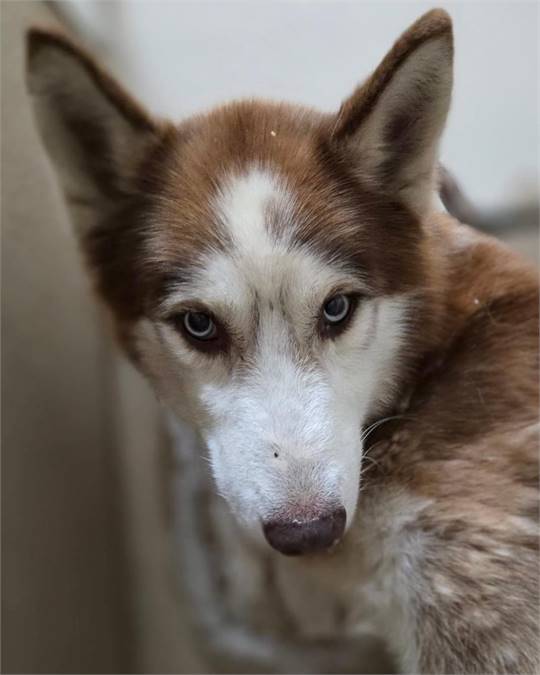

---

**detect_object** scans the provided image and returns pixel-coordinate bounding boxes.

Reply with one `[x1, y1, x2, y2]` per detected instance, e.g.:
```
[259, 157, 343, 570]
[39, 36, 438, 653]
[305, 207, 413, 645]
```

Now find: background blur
[2, 1, 538, 673]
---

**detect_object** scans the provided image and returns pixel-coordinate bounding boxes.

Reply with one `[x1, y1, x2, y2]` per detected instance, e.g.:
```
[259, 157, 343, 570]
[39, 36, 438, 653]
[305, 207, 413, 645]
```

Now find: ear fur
[26, 29, 162, 234]
[332, 9, 453, 216]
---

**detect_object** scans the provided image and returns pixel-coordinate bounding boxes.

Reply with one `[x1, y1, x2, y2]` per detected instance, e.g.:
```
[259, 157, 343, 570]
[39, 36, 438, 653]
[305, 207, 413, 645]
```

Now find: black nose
[263, 506, 346, 556]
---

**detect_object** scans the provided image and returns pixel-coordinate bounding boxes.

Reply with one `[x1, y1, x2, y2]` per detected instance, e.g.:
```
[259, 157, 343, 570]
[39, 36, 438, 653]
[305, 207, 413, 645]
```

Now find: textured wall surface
[1, 2, 131, 671]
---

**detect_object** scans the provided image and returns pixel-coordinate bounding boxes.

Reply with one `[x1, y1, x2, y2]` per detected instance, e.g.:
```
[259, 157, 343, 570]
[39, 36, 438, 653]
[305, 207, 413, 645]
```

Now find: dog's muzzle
[262, 506, 346, 555]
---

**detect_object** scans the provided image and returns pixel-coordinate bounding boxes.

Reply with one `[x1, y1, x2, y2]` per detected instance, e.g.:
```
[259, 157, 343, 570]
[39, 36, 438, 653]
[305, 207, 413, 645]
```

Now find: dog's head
[27, 10, 452, 555]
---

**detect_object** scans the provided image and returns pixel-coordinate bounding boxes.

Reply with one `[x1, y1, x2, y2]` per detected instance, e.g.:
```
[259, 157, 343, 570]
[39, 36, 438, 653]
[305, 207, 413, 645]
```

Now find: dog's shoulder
[429, 213, 538, 440]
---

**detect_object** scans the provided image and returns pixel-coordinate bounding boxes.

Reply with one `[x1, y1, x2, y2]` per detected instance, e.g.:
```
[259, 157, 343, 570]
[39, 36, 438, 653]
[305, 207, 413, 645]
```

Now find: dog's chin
[267, 534, 346, 558]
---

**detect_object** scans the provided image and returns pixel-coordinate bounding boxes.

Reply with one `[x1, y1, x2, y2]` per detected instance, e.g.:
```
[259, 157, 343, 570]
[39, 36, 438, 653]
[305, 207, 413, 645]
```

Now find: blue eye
[323, 294, 351, 324]
[183, 311, 216, 340]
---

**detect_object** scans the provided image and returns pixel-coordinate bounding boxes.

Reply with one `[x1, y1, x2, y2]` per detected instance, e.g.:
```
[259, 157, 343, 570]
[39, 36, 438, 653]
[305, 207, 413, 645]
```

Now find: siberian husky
[27, 9, 539, 673]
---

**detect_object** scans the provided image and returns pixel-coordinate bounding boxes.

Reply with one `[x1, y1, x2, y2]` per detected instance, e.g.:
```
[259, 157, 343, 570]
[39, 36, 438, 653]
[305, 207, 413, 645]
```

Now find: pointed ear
[332, 9, 453, 216]
[26, 29, 162, 235]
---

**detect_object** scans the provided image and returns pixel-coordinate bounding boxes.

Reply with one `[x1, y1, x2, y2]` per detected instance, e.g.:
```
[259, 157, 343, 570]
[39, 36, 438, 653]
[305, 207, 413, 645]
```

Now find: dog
[27, 9, 539, 673]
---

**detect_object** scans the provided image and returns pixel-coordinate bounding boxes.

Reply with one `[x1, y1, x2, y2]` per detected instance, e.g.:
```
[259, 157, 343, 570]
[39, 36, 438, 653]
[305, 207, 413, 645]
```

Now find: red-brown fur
[26, 9, 539, 673]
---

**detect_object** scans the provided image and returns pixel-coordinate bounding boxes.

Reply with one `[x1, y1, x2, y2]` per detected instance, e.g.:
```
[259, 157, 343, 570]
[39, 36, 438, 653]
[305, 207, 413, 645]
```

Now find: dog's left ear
[26, 28, 162, 235]
[332, 9, 453, 216]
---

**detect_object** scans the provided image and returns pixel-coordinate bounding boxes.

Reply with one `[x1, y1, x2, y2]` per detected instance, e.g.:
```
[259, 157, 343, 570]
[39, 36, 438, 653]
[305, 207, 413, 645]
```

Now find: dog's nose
[262, 506, 346, 556]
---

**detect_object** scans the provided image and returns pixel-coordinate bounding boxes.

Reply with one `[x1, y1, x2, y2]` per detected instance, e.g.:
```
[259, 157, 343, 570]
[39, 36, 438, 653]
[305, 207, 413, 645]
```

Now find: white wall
[60, 1, 538, 212]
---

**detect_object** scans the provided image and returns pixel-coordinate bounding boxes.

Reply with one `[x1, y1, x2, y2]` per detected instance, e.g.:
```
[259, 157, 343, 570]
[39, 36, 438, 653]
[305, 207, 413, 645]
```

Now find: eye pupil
[323, 294, 351, 324]
[183, 311, 215, 339]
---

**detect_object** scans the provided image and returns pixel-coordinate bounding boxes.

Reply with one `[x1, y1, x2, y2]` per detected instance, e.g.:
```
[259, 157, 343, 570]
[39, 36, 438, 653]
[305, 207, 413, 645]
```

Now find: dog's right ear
[332, 9, 453, 217]
[26, 29, 162, 235]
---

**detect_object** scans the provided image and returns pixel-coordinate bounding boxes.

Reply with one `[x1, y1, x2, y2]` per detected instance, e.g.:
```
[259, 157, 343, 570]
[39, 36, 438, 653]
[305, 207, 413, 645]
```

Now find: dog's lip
[269, 532, 345, 557]
[281, 535, 344, 557]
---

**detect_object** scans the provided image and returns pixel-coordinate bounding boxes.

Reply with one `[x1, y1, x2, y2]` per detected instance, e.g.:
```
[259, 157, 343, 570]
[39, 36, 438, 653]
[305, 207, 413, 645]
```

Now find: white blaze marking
[214, 167, 292, 255]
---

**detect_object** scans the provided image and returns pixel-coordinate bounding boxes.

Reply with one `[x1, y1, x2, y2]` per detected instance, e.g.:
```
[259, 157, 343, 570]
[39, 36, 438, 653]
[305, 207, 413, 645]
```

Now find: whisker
[361, 454, 383, 471]
[360, 414, 410, 444]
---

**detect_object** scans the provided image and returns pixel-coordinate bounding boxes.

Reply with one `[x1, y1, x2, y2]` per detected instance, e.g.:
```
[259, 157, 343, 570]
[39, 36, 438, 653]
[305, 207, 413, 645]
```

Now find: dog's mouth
[262, 506, 346, 556]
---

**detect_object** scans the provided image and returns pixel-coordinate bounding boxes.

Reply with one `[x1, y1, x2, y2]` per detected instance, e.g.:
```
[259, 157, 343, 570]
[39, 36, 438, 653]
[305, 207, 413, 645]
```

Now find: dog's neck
[360, 211, 472, 455]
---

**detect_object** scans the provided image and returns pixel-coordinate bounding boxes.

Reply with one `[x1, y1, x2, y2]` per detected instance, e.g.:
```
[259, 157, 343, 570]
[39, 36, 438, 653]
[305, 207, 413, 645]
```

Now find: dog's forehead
[145, 100, 425, 309]
[162, 166, 356, 312]
[150, 102, 337, 249]
[215, 166, 292, 256]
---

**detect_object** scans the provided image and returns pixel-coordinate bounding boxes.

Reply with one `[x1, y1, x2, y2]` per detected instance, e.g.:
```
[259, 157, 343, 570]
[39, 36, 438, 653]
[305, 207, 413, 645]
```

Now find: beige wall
[1, 2, 132, 671]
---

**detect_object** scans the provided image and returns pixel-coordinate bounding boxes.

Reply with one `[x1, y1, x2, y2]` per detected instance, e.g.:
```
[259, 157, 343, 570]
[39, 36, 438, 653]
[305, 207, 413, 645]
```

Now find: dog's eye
[319, 293, 358, 339]
[182, 311, 217, 340]
[323, 294, 351, 324]
[169, 309, 228, 354]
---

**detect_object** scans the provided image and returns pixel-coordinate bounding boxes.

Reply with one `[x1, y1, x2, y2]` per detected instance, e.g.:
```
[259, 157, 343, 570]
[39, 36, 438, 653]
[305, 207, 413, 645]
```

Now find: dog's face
[135, 150, 416, 543]
[27, 10, 452, 554]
